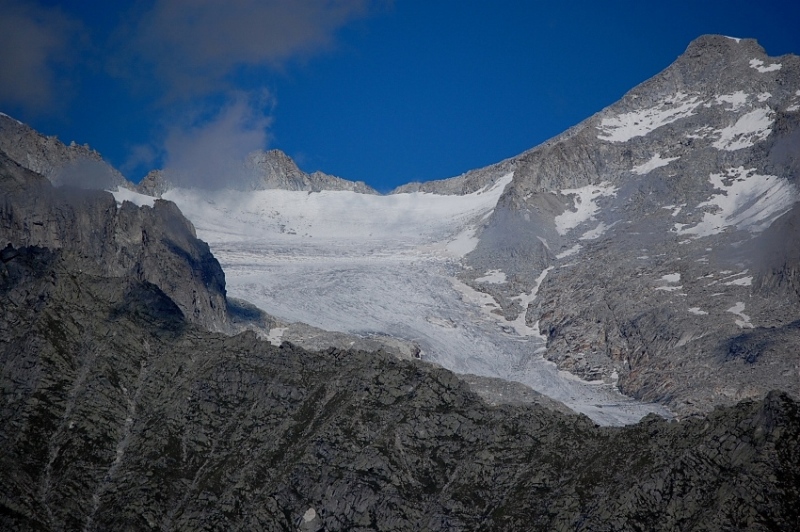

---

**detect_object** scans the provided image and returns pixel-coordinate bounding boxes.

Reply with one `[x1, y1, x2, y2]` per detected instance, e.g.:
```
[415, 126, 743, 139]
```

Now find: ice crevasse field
[113, 174, 671, 425]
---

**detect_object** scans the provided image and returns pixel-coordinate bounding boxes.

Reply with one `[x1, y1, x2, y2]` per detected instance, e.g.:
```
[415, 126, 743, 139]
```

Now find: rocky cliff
[446, 35, 800, 416]
[1, 242, 799, 531]
[0, 150, 230, 333]
[0, 113, 131, 190]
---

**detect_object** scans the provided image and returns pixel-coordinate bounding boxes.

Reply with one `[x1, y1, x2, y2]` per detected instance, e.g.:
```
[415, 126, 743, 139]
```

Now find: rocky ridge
[0, 113, 131, 190]
[1, 242, 800, 530]
[136, 149, 377, 196]
[440, 35, 800, 416]
[0, 151, 229, 333]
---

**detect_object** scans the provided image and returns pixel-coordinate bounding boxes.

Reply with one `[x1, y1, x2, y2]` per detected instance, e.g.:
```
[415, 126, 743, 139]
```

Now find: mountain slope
[453, 35, 800, 416]
[2, 243, 800, 530]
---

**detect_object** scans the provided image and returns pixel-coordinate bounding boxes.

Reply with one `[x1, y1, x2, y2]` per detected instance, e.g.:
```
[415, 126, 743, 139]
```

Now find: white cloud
[163, 91, 273, 189]
[130, 0, 375, 96]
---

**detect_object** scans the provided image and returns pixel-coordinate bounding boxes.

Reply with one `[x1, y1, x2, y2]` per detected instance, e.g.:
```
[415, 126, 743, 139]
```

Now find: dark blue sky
[1, 1, 799, 191]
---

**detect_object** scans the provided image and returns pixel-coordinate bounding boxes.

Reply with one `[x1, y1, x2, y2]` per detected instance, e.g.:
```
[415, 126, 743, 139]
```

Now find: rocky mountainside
[0, 113, 131, 190]
[441, 35, 800, 417]
[137, 149, 377, 196]
[2, 241, 800, 530]
[0, 151, 230, 333]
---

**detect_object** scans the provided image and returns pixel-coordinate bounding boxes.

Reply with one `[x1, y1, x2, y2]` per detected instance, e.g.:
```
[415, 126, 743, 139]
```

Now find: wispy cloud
[0, 0, 83, 113]
[162, 90, 273, 189]
[126, 0, 373, 97]
[112, 0, 382, 185]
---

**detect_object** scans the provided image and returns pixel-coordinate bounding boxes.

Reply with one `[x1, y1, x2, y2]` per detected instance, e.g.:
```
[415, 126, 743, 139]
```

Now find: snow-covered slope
[122, 173, 669, 425]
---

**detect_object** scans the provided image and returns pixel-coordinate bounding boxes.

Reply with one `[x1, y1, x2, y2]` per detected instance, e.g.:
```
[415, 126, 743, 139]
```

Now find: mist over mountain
[2, 34, 800, 530]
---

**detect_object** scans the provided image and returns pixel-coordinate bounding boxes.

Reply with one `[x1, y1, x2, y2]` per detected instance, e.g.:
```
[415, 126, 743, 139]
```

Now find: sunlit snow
[714, 91, 748, 111]
[554, 183, 617, 235]
[156, 172, 668, 425]
[712, 107, 774, 151]
[632, 153, 680, 175]
[676, 167, 797, 237]
[596, 92, 702, 142]
[110, 187, 157, 208]
[749, 58, 781, 73]
[556, 244, 582, 259]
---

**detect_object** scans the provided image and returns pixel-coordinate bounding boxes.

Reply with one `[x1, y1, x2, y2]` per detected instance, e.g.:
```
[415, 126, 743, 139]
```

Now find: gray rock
[0, 112, 132, 190]
[1, 243, 800, 530]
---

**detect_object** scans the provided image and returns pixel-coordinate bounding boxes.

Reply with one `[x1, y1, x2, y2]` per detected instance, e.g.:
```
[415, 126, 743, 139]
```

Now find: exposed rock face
[136, 150, 378, 196]
[0, 151, 229, 333]
[0, 113, 131, 190]
[244, 149, 378, 194]
[1, 243, 800, 530]
[439, 35, 800, 416]
[136, 169, 171, 197]
[390, 157, 517, 195]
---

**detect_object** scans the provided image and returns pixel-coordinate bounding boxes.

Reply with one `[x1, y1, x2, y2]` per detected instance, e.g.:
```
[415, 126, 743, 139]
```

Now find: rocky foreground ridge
[1, 238, 800, 530]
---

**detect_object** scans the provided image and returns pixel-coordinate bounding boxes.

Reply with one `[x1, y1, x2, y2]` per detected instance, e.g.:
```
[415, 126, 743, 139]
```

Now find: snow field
[153, 173, 670, 425]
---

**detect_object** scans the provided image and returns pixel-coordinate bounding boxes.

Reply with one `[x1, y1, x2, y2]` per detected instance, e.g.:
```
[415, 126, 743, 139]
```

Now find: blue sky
[1, 1, 799, 191]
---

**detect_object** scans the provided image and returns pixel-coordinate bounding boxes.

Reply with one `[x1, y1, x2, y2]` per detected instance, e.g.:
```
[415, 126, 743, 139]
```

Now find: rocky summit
[2, 34, 800, 530]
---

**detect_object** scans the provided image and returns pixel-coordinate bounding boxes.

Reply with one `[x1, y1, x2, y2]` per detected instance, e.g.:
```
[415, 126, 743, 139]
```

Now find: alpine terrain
[1, 35, 800, 530]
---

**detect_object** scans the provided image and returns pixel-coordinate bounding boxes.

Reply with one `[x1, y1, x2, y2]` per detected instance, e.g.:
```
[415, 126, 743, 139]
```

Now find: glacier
[121, 173, 673, 425]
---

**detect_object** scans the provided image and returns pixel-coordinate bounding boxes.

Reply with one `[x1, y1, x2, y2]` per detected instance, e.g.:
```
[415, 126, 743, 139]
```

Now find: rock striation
[1, 242, 799, 530]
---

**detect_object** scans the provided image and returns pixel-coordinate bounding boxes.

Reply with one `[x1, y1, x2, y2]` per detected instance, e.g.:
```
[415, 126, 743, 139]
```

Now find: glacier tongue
[159, 173, 670, 425]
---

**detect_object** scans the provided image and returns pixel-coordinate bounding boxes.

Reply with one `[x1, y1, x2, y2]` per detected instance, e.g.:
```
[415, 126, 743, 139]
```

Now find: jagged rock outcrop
[0, 112, 131, 190]
[1, 243, 799, 530]
[441, 35, 800, 416]
[244, 149, 378, 193]
[136, 150, 378, 196]
[0, 150, 229, 332]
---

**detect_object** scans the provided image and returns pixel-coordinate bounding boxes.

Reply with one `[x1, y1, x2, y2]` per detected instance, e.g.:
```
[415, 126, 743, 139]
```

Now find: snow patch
[756, 92, 772, 103]
[632, 153, 679, 175]
[725, 276, 753, 286]
[597, 92, 702, 142]
[714, 91, 748, 111]
[266, 327, 288, 346]
[110, 187, 156, 208]
[727, 302, 753, 328]
[688, 307, 708, 315]
[580, 221, 617, 240]
[556, 244, 582, 259]
[687, 125, 715, 140]
[712, 107, 774, 151]
[725, 36, 741, 43]
[788, 104, 800, 113]
[475, 269, 507, 284]
[554, 183, 617, 235]
[508, 267, 553, 339]
[661, 273, 681, 283]
[676, 167, 797, 238]
[749, 58, 781, 73]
